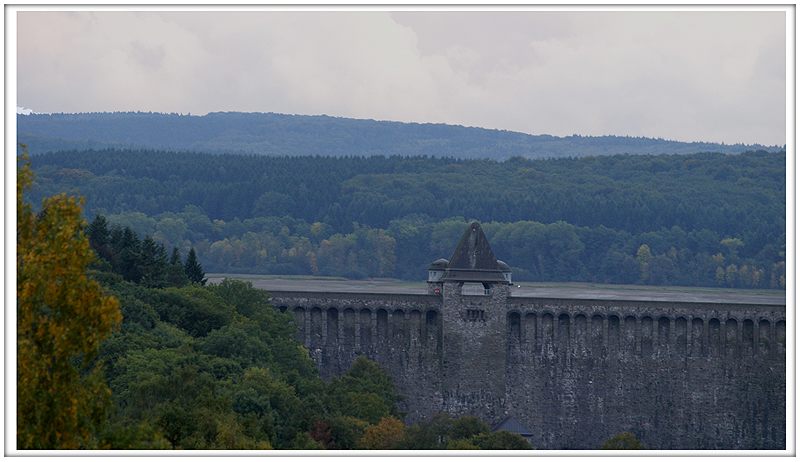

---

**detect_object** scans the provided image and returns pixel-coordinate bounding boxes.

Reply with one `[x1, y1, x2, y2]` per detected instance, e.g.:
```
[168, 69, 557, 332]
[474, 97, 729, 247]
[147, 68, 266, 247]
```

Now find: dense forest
[18, 112, 781, 158]
[26, 205, 530, 449]
[18, 155, 537, 449]
[27, 149, 786, 289]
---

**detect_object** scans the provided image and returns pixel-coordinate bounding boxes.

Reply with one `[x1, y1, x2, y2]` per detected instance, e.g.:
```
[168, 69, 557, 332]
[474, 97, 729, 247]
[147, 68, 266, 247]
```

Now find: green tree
[600, 431, 645, 449]
[139, 236, 168, 288]
[87, 214, 113, 263]
[17, 150, 123, 448]
[184, 247, 207, 285]
[471, 430, 532, 449]
[165, 247, 189, 287]
[327, 357, 400, 423]
[450, 415, 490, 440]
[401, 413, 455, 449]
[446, 438, 480, 449]
[358, 416, 406, 449]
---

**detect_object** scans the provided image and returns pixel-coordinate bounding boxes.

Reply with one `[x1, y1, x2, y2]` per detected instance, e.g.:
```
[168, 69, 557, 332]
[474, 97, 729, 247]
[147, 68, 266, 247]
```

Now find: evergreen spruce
[166, 247, 189, 287]
[184, 247, 206, 285]
[139, 237, 168, 288]
[115, 227, 143, 283]
[170, 247, 181, 266]
[86, 215, 110, 249]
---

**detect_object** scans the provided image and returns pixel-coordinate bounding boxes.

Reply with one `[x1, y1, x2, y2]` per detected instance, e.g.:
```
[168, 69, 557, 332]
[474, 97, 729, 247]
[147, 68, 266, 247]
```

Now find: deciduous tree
[17, 150, 122, 448]
[358, 416, 406, 449]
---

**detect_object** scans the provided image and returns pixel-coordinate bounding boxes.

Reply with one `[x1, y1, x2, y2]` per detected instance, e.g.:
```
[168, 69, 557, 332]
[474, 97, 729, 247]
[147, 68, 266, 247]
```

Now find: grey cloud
[16, 10, 786, 145]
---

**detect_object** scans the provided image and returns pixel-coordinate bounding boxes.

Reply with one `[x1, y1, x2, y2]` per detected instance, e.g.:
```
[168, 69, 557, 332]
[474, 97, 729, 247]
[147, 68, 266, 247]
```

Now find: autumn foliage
[17, 150, 122, 448]
[358, 417, 406, 450]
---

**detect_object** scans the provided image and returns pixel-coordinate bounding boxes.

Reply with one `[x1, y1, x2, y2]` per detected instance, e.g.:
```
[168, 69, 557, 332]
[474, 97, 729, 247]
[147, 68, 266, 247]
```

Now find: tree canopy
[17, 150, 122, 449]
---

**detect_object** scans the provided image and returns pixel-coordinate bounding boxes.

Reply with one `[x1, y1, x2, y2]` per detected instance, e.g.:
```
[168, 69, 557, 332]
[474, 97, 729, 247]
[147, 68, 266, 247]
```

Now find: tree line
[18, 111, 779, 158]
[26, 149, 786, 289]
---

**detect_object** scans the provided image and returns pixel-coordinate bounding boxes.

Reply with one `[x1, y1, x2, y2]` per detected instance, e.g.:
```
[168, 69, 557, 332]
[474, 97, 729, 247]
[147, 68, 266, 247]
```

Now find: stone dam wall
[269, 290, 786, 450]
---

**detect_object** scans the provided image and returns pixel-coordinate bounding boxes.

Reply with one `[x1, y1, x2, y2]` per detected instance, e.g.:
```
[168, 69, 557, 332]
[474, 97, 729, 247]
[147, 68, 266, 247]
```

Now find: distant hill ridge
[17, 111, 781, 159]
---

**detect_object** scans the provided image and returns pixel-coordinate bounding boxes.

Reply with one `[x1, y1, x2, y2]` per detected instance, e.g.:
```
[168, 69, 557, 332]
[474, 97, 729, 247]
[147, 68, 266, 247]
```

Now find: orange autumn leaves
[17, 149, 122, 449]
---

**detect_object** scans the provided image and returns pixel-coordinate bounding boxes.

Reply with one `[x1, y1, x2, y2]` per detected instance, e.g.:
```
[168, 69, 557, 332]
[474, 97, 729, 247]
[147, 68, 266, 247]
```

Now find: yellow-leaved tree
[17, 148, 122, 449]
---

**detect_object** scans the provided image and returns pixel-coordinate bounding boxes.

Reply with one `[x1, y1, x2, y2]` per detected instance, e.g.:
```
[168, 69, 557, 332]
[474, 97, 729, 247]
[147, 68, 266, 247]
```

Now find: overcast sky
[17, 10, 786, 146]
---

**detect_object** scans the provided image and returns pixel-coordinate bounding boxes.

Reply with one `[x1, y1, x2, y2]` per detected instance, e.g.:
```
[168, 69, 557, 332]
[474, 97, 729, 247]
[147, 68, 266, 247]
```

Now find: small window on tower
[466, 309, 486, 322]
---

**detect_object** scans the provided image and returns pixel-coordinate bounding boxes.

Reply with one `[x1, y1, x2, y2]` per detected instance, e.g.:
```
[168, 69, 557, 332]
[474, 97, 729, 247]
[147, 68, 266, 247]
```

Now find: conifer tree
[86, 215, 110, 254]
[139, 237, 168, 288]
[114, 227, 143, 283]
[166, 247, 189, 287]
[170, 247, 181, 266]
[184, 247, 207, 285]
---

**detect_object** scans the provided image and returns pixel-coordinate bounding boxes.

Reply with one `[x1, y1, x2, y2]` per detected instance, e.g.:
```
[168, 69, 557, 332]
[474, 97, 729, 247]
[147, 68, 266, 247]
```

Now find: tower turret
[436, 221, 511, 423]
[427, 258, 448, 295]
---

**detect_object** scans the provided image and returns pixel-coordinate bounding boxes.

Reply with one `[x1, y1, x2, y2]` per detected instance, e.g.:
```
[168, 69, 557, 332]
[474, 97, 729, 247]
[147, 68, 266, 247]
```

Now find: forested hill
[28, 149, 786, 289]
[18, 112, 781, 159]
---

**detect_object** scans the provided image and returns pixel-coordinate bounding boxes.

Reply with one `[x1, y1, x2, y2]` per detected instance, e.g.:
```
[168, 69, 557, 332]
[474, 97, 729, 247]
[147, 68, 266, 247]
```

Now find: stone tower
[428, 221, 512, 422]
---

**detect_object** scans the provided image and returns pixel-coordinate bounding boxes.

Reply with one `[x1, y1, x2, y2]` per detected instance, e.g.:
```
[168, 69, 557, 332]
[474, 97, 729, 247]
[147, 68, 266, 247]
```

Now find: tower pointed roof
[443, 221, 508, 283]
[448, 221, 499, 270]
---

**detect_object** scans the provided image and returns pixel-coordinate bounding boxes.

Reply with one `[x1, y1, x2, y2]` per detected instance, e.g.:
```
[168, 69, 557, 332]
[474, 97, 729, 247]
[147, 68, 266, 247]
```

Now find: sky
[16, 10, 787, 146]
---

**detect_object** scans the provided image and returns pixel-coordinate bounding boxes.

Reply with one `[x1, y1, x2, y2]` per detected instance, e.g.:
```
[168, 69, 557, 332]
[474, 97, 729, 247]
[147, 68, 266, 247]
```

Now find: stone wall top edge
[267, 290, 440, 303]
[508, 296, 786, 312]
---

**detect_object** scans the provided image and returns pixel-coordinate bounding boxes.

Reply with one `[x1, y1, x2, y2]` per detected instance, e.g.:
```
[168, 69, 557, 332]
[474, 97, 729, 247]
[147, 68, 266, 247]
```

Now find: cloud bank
[17, 10, 786, 145]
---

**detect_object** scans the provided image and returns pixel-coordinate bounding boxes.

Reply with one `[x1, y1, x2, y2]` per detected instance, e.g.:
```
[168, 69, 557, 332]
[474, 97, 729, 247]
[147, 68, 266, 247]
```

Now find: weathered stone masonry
[269, 223, 786, 450]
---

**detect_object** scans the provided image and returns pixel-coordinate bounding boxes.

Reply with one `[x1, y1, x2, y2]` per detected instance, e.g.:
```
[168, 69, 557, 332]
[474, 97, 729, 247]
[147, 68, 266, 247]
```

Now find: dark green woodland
[28, 148, 786, 289]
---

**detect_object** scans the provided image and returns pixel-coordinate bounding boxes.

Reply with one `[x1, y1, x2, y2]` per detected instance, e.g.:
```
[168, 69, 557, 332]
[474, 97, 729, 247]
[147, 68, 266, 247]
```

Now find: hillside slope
[18, 112, 781, 159]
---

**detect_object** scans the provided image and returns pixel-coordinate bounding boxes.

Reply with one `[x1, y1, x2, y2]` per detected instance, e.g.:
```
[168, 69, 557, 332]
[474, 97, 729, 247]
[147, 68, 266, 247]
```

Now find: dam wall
[270, 290, 786, 449]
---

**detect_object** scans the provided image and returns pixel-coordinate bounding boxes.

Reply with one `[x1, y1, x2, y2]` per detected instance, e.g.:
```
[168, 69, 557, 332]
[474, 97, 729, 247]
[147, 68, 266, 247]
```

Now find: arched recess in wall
[409, 309, 422, 346]
[293, 306, 306, 343]
[640, 316, 653, 357]
[558, 313, 571, 353]
[758, 319, 771, 356]
[342, 308, 356, 348]
[690, 318, 704, 357]
[310, 307, 323, 348]
[725, 318, 738, 358]
[376, 309, 388, 345]
[675, 317, 688, 356]
[657, 317, 670, 353]
[708, 318, 721, 358]
[326, 307, 339, 347]
[573, 314, 587, 356]
[541, 312, 555, 354]
[608, 315, 620, 354]
[359, 308, 372, 354]
[591, 315, 604, 355]
[508, 311, 521, 345]
[742, 319, 755, 357]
